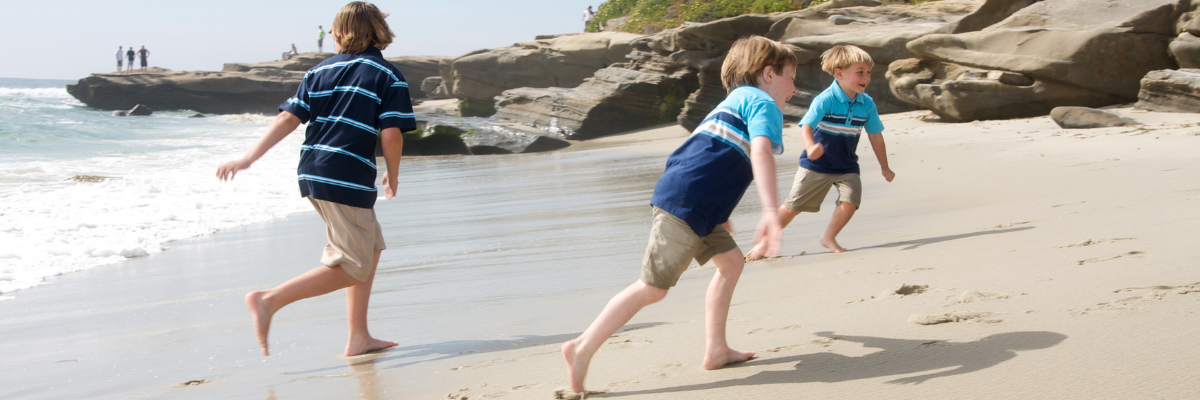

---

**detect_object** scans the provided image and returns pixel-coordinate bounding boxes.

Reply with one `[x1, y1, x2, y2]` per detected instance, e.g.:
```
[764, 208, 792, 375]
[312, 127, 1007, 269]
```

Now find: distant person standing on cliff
[583, 6, 595, 31]
[318, 25, 326, 53]
[116, 46, 124, 73]
[137, 46, 150, 71]
[126, 47, 135, 73]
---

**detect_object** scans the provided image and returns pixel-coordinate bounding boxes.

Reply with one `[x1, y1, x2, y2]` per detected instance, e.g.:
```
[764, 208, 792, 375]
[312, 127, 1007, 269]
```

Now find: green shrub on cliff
[587, 0, 937, 33]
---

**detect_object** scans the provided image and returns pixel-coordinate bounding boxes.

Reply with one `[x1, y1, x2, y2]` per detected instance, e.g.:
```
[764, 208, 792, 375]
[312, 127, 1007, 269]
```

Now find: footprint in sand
[748, 324, 803, 334]
[993, 221, 1031, 229]
[1076, 251, 1144, 265]
[1056, 237, 1136, 248]
[554, 389, 608, 399]
[1070, 282, 1200, 315]
[848, 284, 932, 304]
[908, 311, 997, 325]
[946, 290, 1013, 306]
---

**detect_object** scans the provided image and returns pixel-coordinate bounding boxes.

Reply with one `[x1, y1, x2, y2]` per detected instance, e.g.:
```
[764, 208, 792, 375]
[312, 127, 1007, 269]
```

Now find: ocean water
[0, 77, 311, 295]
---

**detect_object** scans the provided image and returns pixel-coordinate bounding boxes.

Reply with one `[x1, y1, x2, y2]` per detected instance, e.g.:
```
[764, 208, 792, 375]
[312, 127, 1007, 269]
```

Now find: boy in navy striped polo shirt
[561, 36, 796, 394]
[746, 44, 895, 260]
[216, 2, 415, 357]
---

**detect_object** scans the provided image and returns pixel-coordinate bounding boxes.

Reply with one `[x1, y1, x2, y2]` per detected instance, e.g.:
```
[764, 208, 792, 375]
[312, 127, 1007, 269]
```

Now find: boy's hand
[881, 167, 895, 182]
[806, 143, 825, 161]
[216, 159, 252, 181]
[753, 211, 782, 258]
[381, 171, 398, 199]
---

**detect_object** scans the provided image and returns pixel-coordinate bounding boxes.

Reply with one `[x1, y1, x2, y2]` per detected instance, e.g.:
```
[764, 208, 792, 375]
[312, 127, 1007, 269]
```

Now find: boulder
[1170, 32, 1200, 68]
[385, 56, 451, 98]
[421, 76, 452, 100]
[1135, 69, 1200, 113]
[889, 0, 1183, 121]
[463, 124, 571, 154]
[493, 50, 699, 140]
[402, 124, 471, 156]
[1049, 107, 1139, 129]
[442, 32, 645, 117]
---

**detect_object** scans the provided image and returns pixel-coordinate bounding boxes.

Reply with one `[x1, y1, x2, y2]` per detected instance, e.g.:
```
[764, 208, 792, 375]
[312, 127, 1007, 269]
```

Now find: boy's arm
[216, 111, 302, 180]
[801, 124, 824, 161]
[379, 127, 403, 199]
[750, 136, 782, 257]
[866, 133, 894, 182]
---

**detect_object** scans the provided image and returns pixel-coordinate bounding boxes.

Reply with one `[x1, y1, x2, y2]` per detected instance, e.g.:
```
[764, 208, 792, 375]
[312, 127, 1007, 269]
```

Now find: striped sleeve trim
[286, 97, 310, 111]
[298, 174, 377, 191]
[379, 111, 414, 120]
[314, 115, 378, 135]
[309, 86, 382, 104]
[390, 81, 409, 88]
[300, 144, 377, 169]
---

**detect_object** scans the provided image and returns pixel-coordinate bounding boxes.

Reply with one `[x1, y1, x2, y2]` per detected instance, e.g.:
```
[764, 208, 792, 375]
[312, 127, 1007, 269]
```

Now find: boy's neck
[836, 81, 858, 101]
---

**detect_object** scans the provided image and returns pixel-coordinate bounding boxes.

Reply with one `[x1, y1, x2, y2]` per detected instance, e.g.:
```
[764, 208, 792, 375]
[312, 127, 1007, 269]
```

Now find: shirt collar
[342, 46, 384, 57]
[828, 80, 856, 105]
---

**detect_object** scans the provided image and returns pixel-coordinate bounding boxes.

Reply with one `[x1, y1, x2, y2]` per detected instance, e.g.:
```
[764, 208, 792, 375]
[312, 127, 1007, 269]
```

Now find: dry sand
[388, 106, 1200, 399]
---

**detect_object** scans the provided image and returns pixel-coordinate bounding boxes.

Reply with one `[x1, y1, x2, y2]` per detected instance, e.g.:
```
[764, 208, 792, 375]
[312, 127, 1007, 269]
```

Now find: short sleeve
[378, 72, 417, 133]
[746, 98, 785, 155]
[799, 96, 828, 130]
[278, 76, 312, 123]
[864, 104, 884, 134]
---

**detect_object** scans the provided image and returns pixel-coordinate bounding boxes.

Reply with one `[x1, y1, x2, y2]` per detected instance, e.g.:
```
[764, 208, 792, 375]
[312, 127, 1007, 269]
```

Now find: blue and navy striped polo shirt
[798, 81, 884, 175]
[279, 47, 417, 209]
[650, 86, 784, 237]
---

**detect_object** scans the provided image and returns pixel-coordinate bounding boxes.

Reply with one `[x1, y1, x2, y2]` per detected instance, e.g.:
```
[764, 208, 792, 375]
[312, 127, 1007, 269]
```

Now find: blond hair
[819, 45, 873, 74]
[332, 2, 394, 54]
[721, 36, 798, 92]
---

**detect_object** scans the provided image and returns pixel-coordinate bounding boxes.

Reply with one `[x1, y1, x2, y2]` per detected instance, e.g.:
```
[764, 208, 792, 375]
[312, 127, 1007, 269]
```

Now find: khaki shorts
[640, 207, 738, 290]
[308, 197, 386, 282]
[783, 167, 862, 213]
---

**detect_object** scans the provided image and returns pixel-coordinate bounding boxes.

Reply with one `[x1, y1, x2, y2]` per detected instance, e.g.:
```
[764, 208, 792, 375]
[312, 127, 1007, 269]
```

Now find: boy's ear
[760, 65, 776, 84]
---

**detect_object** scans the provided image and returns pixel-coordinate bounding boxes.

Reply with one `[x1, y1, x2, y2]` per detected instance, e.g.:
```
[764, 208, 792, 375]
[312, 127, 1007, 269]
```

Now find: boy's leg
[344, 249, 398, 357]
[821, 174, 862, 253]
[820, 202, 857, 253]
[563, 281, 668, 393]
[703, 248, 755, 369]
[245, 265, 360, 355]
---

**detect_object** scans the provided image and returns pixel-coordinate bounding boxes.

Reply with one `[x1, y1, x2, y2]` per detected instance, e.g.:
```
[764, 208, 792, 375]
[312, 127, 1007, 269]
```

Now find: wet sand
[3, 106, 1199, 399]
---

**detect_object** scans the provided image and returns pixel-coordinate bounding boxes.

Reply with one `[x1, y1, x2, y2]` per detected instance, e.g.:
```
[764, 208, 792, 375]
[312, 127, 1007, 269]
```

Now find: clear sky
[0, 1, 598, 80]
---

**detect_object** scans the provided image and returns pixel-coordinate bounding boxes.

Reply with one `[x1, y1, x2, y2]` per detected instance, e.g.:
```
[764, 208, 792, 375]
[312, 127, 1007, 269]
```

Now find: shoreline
[2, 106, 1199, 399]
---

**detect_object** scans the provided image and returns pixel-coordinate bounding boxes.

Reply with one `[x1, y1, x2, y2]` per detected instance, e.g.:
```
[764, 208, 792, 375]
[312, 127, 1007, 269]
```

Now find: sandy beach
[3, 106, 1199, 399]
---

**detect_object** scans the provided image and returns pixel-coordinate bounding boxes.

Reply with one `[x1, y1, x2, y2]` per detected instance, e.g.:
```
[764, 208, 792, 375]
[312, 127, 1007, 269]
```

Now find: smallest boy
[747, 44, 894, 260]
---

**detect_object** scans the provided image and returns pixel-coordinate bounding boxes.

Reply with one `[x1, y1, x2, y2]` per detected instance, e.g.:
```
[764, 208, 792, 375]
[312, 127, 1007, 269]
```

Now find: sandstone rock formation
[888, 0, 1184, 122]
[463, 125, 571, 154]
[1170, 13, 1200, 68]
[386, 56, 451, 99]
[493, 49, 698, 140]
[1049, 107, 1139, 129]
[1135, 69, 1200, 113]
[441, 32, 645, 117]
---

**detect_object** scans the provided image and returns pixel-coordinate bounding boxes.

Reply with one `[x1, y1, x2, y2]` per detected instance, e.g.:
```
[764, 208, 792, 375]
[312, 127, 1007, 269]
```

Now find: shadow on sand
[601, 330, 1067, 397]
[282, 322, 667, 376]
[863, 226, 1035, 251]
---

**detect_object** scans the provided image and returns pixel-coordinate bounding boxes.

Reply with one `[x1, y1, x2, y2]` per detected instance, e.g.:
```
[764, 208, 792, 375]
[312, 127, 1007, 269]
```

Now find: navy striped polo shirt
[650, 86, 784, 237]
[279, 47, 417, 209]
[798, 81, 884, 175]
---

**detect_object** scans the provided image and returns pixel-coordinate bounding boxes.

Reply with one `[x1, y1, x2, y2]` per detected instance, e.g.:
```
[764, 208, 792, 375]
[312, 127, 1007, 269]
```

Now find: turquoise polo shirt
[651, 86, 784, 237]
[799, 81, 884, 175]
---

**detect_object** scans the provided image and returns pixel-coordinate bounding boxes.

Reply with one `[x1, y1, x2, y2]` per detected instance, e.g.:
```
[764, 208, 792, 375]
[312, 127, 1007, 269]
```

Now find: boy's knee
[637, 282, 669, 303]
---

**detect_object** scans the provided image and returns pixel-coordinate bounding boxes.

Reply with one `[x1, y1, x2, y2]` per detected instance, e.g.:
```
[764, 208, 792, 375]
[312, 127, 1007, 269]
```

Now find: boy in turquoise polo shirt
[747, 44, 894, 260]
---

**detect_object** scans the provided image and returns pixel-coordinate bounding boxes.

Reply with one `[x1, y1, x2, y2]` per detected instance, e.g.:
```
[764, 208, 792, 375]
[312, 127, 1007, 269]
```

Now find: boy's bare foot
[703, 347, 755, 370]
[345, 337, 398, 357]
[245, 291, 274, 356]
[562, 339, 590, 393]
[820, 236, 848, 253]
[744, 242, 769, 262]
